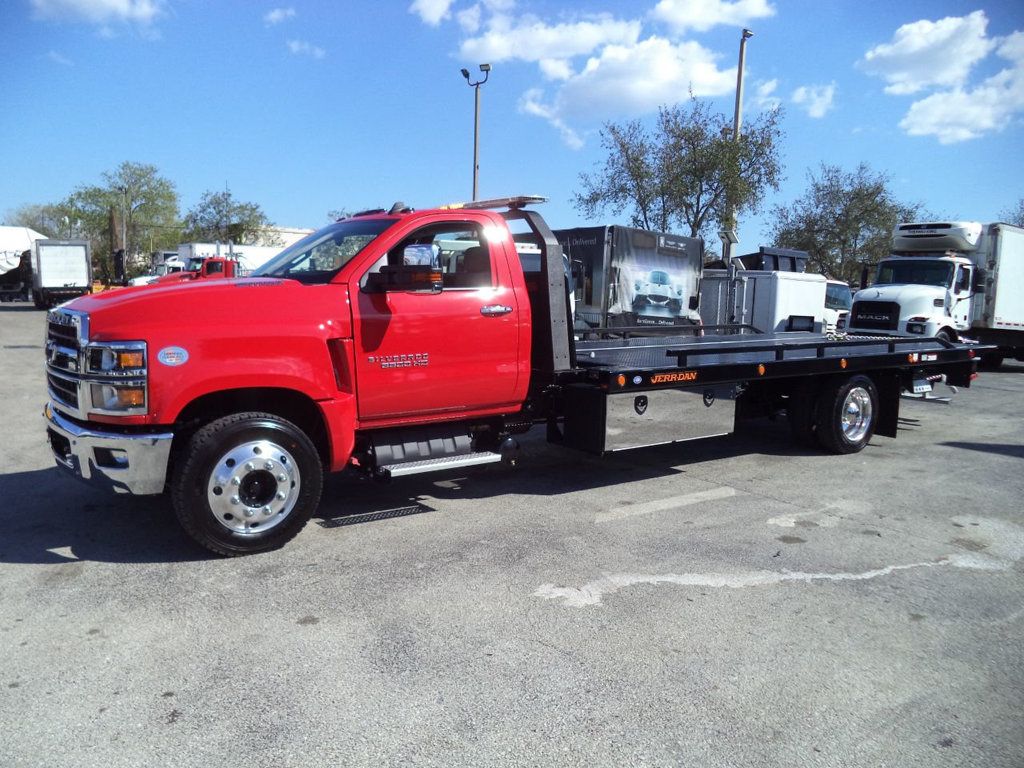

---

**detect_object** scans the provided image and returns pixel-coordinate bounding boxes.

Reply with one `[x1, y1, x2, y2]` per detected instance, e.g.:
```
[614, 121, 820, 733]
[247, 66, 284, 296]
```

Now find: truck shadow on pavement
[314, 419, 832, 527]
[0, 467, 203, 564]
[939, 441, 1024, 459]
[0, 418, 935, 562]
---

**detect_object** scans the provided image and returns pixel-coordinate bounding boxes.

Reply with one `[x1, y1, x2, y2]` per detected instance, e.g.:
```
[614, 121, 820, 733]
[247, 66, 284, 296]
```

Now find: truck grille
[47, 370, 79, 409]
[850, 301, 900, 331]
[47, 316, 80, 348]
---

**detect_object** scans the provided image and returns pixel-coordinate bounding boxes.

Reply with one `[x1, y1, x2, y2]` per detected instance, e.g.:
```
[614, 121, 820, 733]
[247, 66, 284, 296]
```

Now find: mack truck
[44, 196, 984, 556]
[848, 221, 1024, 367]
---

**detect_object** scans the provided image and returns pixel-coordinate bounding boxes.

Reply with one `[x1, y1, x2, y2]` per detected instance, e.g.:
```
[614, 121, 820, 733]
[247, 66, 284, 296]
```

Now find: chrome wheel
[207, 439, 301, 534]
[841, 387, 873, 443]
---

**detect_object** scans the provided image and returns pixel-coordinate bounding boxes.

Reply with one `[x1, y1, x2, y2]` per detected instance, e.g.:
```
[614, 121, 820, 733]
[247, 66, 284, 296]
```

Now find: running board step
[380, 452, 504, 478]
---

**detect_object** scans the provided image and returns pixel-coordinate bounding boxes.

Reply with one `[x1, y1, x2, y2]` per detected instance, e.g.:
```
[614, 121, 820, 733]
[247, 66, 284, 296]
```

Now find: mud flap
[873, 372, 901, 438]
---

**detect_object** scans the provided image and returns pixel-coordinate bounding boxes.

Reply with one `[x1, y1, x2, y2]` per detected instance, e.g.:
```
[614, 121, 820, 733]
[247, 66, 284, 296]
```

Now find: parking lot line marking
[536, 515, 1024, 607]
[596, 486, 737, 523]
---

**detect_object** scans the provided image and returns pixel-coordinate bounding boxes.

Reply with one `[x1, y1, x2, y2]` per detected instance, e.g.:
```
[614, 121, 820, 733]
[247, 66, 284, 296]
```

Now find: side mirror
[972, 268, 986, 293]
[688, 295, 699, 311]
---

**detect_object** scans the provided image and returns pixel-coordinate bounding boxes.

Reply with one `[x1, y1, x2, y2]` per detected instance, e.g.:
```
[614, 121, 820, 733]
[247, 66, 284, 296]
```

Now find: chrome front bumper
[44, 402, 173, 495]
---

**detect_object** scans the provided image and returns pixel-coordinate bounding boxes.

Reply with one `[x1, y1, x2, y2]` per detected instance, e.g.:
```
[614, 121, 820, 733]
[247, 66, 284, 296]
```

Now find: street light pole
[721, 29, 753, 264]
[461, 63, 491, 201]
[732, 28, 753, 143]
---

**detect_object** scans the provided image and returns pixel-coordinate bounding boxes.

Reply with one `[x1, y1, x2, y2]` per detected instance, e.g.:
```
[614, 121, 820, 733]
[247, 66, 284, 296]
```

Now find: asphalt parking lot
[2, 301, 1022, 768]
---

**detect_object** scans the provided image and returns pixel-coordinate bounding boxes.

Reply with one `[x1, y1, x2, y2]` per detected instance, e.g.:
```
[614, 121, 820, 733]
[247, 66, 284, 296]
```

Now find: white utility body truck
[848, 221, 1024, 367]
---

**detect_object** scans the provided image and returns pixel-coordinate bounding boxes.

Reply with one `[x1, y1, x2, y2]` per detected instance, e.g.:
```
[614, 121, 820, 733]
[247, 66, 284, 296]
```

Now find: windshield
[825, 283, 852, 310]
[254, 218, 394, 283]
[649, 270, 670, 285]
[875, 259, 954, 288]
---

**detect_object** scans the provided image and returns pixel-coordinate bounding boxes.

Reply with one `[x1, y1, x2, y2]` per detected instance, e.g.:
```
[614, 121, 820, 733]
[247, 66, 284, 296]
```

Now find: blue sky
[1, 0, 1022, 252]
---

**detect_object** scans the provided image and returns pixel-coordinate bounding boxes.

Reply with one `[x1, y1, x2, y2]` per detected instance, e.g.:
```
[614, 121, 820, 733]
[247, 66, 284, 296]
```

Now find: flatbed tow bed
[567, 331, 980, 387]
[552, 329, 985, 455]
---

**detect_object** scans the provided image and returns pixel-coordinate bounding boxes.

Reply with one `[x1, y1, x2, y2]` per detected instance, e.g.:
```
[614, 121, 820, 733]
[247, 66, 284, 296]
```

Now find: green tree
[4, 203, 67, 237]
[769, 164, 925, 284]
[183, 190, 280, 246]
[999, 198, 1024, 226]
[68, 161, 181, 281]
[574, 97, 783, 241]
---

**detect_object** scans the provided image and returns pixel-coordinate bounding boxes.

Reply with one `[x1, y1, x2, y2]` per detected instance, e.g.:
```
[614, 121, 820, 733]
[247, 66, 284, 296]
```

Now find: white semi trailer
[847, 221, 1024, 367]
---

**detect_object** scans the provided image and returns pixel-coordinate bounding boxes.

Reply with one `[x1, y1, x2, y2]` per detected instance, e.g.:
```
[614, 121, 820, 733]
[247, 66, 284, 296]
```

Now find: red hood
[67, 278, 352, 341]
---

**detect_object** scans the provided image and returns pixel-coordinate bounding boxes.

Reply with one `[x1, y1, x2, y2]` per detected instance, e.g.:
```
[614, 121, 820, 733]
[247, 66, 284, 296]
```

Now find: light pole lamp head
[461, 68, 470, 80]
[742, 28, 753, 39]
[480, 63, 491, 72]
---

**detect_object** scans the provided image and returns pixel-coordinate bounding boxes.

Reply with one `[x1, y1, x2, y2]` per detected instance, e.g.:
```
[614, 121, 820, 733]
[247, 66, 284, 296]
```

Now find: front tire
[171, 412, 323, 556]
[814, 375, 878, 454]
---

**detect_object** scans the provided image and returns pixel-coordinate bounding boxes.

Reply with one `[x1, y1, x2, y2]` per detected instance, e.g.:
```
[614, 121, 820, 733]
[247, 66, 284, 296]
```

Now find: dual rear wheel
[788, 375, 878, 454]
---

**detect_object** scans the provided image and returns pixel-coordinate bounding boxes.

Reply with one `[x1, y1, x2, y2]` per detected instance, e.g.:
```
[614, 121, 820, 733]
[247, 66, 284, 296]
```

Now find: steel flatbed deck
[564, 330, 985, 391]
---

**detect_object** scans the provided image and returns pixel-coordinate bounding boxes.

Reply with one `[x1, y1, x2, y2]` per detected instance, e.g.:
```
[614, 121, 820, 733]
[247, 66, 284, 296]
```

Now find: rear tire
[935, 328, 955, 343]
[171, 412, 323, 556]
[814, 375, 878, 454]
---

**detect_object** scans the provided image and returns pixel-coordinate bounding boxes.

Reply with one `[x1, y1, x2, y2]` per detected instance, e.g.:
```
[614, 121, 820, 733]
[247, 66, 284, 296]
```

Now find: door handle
[480, 304, 513, 316]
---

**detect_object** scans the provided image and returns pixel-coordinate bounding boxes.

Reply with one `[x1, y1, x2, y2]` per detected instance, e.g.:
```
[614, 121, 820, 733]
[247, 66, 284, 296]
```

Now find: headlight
[84, 341, 148, 414]
[907, 323, 925, 334]
[90, 383, 147, 411]
[86, 342, 146, 375]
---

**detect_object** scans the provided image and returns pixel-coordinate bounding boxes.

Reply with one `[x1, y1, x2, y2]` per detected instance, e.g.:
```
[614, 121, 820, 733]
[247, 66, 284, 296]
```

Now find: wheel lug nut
[245, 462, 254, 471]
[264, 461, 275, 470]
[231, 477, 241, 486]
[230, 496, 240, 505]
[263, 506, 273, 516]
[244, 508, 256, 518]
[276, 491, 286, 500]
[277, 473, 287, 482]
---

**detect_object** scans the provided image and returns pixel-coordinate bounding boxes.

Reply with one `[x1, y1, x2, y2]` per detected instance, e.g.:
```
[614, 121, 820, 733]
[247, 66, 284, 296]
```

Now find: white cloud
[460, 14, 641, 63]
[651, 0, 774, 33]
[264, 7, 296, 26]
[410, 0, 455, 26]
[791, 82, 835, 118]
[456, 4, 481, 34]
[287, 39, 326, 59]
[521, 37, 735, 145]
[47, 50, 74, 66]
[410, 1, 759, 148]
[520, 89, 584, 150]
[861, 10, 995, 95]
[31, 0, 163, 25]
[754, 78, 779, 109]
[899, 31, 1024, 144]
[538, 58, 573, 81]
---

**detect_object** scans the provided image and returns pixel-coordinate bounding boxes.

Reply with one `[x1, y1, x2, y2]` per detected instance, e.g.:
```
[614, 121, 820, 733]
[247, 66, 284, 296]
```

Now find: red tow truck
[151, 256, 239, 285]
[44, 197, 984, 556]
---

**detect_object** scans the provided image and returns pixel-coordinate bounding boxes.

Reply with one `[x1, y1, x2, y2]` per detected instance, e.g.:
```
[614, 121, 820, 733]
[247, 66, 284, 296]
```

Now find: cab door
[350, 219, 523, 422]
[952, 264, 972, 329]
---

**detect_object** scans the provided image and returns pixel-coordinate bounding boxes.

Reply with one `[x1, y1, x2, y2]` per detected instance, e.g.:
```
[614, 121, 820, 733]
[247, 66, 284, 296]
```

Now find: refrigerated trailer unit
[848, 222, 1024, 366]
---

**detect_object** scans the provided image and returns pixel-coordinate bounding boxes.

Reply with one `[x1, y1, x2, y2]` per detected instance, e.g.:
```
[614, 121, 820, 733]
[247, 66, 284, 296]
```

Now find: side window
[360, 222, 493, 291]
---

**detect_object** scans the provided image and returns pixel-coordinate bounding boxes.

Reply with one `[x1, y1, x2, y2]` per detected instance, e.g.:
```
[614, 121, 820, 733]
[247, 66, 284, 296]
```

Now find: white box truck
[699, 270, 827, 334]
[32, 239, 92, 309]
[847, 221, 1024, 367]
